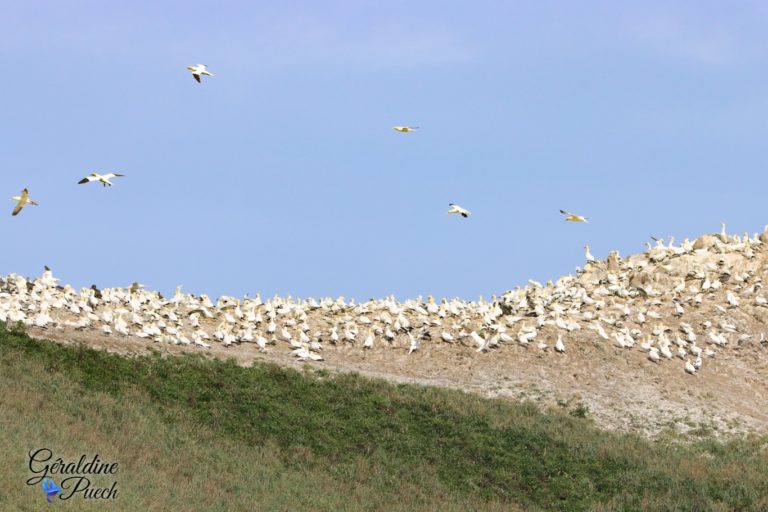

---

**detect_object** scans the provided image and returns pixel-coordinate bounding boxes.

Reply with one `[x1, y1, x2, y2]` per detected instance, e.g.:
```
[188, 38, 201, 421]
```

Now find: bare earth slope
[4, 228, 768, 439]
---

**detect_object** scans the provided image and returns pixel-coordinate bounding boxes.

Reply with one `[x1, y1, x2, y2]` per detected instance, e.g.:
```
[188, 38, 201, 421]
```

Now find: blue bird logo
[41, 478, 62, 504]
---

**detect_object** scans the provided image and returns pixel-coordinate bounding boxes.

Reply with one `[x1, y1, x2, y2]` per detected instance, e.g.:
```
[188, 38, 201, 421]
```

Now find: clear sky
[2, 1, 768, 300]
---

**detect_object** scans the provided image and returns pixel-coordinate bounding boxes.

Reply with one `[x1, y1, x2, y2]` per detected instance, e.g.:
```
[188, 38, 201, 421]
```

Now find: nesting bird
[584, 245, 596, 263]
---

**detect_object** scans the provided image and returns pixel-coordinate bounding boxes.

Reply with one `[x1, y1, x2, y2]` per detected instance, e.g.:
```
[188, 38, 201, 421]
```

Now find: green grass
[1, 321, 767, 511]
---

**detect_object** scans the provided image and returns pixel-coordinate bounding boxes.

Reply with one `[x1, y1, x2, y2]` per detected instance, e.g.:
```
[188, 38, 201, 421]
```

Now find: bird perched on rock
[78, 173, 125, 187]
[408, 332, 420, 354]
[584, 245, 596, 263]
[187, 64, 214, 83]
[10, 188, 38, 216]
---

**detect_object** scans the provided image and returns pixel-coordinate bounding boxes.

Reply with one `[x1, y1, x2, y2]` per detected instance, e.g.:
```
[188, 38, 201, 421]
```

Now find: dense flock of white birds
[2, 224, 768, 375]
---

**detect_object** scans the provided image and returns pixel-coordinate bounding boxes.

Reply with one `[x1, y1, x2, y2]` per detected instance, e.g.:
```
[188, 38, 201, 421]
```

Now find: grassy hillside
[0, 322, 766, 511]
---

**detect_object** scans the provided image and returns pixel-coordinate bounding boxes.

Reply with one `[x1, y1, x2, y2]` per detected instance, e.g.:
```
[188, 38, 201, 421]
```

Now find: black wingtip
[78, 178, 88, 184]
[461, 213, 468, 218]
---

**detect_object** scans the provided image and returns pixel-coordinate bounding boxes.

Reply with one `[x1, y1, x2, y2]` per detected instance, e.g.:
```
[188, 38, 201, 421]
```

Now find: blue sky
[2, 1, 768, 300]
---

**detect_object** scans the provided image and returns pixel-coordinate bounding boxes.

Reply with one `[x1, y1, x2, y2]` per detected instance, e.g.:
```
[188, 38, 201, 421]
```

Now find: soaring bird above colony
[560, 210, 589, 223]
[393, 126, 419, 133]
[448, 203, 470, 218]
[10, 188, 38, 216]
[187, 64, 214, 83]
[78, 173, 125, 187]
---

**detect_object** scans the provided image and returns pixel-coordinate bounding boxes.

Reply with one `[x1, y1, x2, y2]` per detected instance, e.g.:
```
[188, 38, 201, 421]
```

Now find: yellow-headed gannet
[560, 209, 589, 223]
[10, 188, 38, 216]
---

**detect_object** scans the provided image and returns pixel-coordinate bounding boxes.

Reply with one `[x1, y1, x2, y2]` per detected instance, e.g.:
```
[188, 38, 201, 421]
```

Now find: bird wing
[78, 176, 92, 184]
[461, 212, 468, 218]
[12, 199, 24, 216]
[193, 74, 201, 83]
[559, 209, 569, 215]
[104, 173, 124, 179]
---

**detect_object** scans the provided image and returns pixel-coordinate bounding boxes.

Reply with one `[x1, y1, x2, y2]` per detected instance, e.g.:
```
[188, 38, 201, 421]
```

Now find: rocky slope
[2, 226, 767, 438]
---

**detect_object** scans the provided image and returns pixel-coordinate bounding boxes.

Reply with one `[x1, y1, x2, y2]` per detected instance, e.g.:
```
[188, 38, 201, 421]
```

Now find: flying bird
[78, 173, 125, 187]
[448, 203, 470, 218]
[560, 210, 589, 223]
[393, 126, 419, 133]
[10, 188, 38, 216]
[187, 64, 214, 83]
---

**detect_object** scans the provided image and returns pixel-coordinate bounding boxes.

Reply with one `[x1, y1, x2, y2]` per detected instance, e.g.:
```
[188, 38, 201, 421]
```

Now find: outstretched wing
[193, 73, 201, 83]
[78, 176, 91, 184]
[12, 200, 23, 216]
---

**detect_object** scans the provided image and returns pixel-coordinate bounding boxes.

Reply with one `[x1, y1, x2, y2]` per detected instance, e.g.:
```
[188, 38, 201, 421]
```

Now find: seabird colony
[2, 224, 767, 374]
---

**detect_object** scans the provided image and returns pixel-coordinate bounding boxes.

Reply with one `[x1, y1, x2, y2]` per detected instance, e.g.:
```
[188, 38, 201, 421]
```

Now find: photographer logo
[27, 449, 119, 503]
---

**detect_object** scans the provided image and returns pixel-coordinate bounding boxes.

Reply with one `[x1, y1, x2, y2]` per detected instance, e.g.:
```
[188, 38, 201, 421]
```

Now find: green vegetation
[0, 321, 767, 511]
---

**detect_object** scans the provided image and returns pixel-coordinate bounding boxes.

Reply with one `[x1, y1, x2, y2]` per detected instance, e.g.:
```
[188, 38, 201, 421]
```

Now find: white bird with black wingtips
[555, 334, 565, 353]
[560, 209, 589, 223]
[584, 245, 596, 263]
[10, 188, 38, 216]
[187, 64, 214, 83]
[78, 173, 125, 187]
[448, 203, 470, 218]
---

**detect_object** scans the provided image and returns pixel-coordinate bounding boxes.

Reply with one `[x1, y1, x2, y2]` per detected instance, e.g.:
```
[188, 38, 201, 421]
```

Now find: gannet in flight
[560, 210, 588, 223]
[393, 126, 419, 133]
[448, 203, 470, 218]
[187, 64, 214, 83]
[10, 188, 38, 216]
[78, 172, 125, 187]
